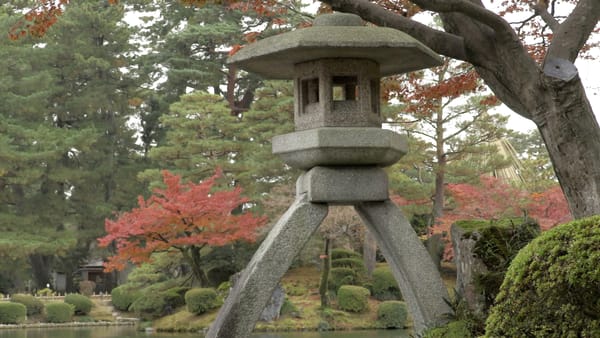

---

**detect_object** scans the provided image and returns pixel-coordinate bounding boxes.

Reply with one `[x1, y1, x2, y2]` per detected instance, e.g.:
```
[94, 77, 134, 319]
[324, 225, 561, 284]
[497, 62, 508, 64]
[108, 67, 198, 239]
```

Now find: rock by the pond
[259, 283, 285, 322]
[230, 272, 286, 322]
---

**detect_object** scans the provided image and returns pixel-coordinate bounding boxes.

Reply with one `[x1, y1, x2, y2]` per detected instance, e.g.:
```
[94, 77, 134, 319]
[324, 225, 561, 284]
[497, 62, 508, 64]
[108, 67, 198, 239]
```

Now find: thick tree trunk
[29, 254, 53, 290]
[535, 77, 600, 218]
[322, 0, 600, 220]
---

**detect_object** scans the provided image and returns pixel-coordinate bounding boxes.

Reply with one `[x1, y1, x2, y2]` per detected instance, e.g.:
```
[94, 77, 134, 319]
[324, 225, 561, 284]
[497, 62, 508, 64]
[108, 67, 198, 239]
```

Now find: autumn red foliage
[97, 169, 266, 273]
[426, 175, 572, 259]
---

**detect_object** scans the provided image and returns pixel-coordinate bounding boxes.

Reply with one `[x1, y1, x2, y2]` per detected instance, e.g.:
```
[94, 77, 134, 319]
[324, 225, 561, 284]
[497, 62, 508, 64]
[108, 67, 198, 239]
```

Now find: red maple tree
[98, 169, 266, 285]
[428, 175, 571, 259]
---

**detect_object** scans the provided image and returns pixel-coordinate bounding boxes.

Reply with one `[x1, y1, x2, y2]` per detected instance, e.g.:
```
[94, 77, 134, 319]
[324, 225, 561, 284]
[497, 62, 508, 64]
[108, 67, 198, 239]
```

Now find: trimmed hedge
[0, 302, 27, 324]
[185, 288, 218, 315]
[377, 301, 408, 329]
[328, 267, 357, 292]
[331, 257, 366, 274]
[337, 285, 370, 313]
[111, 285, 141, 311]
[331, 248, 361, 260]
[10, 294, 44, 315]
[45, 302, 74, 323]
[485, 216, 600, 337]
[78, 280, 96, 297]
[130, 292, 168, 319]
[64, 294, 93, 315]
[372, 266, 402, 301]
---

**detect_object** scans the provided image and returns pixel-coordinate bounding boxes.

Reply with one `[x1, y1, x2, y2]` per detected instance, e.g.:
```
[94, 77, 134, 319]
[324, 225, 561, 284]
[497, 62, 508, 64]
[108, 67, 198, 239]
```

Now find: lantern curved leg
[354, 200, 453, 334]
[206, 194, 328, 338]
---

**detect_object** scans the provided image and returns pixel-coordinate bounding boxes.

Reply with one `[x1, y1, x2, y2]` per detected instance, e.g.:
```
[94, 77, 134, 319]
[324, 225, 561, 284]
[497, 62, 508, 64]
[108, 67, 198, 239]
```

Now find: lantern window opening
[332, 76, 359, 102]
[301, 78, 319, 115]
[370, 79, 380, 115]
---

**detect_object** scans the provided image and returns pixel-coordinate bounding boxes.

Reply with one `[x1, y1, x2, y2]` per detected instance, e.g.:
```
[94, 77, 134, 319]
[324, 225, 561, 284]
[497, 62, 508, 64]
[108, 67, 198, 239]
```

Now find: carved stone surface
[296, 166, 389, 203]
[451, 224, 489, 315]
[272, 127, 407, 169]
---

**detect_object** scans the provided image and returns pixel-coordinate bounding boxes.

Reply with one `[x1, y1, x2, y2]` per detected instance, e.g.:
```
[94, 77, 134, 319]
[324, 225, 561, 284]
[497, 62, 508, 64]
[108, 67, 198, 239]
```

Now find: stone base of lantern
[206, 169, 453, 338]
[297, 166, 389, 203]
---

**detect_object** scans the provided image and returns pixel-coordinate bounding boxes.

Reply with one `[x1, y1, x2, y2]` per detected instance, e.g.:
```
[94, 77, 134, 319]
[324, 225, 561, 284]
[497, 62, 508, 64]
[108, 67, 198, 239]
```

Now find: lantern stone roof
[228, 13, 443, 79]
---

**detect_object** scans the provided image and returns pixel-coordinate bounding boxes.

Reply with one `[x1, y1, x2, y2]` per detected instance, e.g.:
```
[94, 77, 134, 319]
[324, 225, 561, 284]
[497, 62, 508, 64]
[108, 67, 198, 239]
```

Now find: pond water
[0, 326, 411, 338]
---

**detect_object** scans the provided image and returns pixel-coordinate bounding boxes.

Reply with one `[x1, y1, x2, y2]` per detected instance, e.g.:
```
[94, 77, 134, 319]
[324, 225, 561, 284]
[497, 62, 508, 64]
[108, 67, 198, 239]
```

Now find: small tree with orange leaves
[98, 169, 266, 286]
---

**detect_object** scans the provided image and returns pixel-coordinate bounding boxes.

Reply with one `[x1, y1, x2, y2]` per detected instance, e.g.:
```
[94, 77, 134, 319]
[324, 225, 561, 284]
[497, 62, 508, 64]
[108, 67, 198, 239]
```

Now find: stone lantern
[207, 13, 452, 338]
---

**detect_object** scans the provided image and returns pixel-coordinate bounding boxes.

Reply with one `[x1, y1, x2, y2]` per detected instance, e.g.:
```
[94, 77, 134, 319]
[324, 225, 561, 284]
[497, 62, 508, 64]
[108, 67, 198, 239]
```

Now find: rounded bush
[130, 292, 167, 319]
[64, 294, 93, 315]
[337, 285, 370, 313]
[372, 266, 401, 301]
[328, 267, 357, 292]
[485, 216, 600, 337]
[45, 302, 74, 323]
[0, 302, 27, 324]
[331, 248, 361, 260]
[377, 301, 408, 329]
[10, 294, 44, 315]
[111, 285, 141, 311]
[185, 288, 218, 315]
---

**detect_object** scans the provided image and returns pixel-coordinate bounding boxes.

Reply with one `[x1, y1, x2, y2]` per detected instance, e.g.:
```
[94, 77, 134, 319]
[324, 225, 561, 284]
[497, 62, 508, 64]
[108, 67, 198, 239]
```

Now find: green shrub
[337, 285, 370, 313]
[372, 266, 402, 301]
[377, 301, 408, 329]
[0, 302, 27, 324]
[37, 288, 54, 297]
[64, 294, 93, 315]
[331, 248, 361, 260]
[331, 257, 366, 273]
[280, 298, 299, 316]
[485, 216, 600, 337]
[424, 321, 473, 338]
[111, 285, 141, 311]
[328, 267, 357, 292]
[130, 292, 168, 319]
[45, 302, 74, 323]
[10, 294, 44, 315]
[284, 284, 308, 296]
[185, 288, 218, 315]
[162, 287, 187, 308]
[78, 280, 96, 296]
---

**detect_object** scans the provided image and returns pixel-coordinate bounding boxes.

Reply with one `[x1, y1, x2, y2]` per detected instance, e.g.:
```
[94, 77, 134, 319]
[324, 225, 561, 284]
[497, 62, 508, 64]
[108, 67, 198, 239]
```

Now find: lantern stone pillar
[207, 13, 452, 338]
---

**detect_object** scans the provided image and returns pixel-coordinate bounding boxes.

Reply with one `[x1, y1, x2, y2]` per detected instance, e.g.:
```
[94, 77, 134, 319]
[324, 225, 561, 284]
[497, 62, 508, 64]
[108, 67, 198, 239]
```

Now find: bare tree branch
[547, 0, 600, 62]
[320, 0, 467, 60]
[532, 3, 559, 32]
[409, 0, 517, 42]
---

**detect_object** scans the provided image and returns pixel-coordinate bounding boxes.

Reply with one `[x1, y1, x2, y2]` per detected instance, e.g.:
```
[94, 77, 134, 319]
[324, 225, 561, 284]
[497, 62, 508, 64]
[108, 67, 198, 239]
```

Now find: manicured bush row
[330, 248, 361, 260]
[10, 294, 44, 315]
[331, 257, 366, 274]
[185, 288, 218, 315]
[377, 301, 408, 329]
[0, 302, 27, 324]
[45, 302, 74, 323]
[337, 285, 370, 313]
[64, 293, 93, 315]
